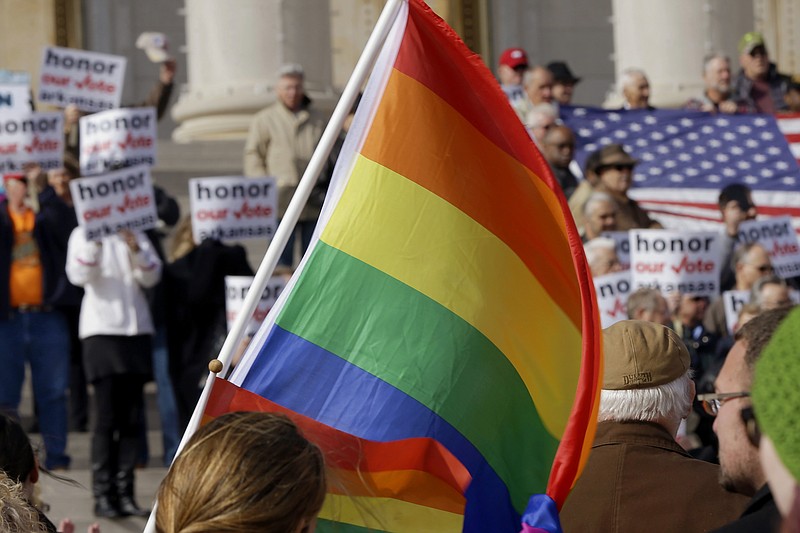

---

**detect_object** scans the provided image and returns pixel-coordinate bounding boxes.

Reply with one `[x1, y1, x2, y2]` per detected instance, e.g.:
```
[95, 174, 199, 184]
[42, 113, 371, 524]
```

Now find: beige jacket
[243, 100, 327, 220]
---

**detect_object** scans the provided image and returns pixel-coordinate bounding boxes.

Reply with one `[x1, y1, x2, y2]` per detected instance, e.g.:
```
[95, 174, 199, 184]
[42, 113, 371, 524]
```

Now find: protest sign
[737, 216, 800, 279]
[79, 108, 157, 176]
[189, 177, 277, 243]
[0, 85, 32, 112]
[722, 290, 751, 336]
[630, 230, 721, 297]
[38, 46, 126, 112]
[225, 275, 288, 336]
[69, 165, 158, 241]
[593, 270, 632, 328]
[0, 112, 64, 173]
[601, 230, 631, 270]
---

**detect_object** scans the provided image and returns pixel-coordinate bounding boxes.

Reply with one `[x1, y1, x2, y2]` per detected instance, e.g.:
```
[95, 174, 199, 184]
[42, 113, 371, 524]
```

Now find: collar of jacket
[592, 420, 689, 456]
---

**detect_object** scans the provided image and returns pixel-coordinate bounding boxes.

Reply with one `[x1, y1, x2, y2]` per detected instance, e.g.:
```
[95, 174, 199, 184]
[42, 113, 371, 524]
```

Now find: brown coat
[560, 421, 749, 533]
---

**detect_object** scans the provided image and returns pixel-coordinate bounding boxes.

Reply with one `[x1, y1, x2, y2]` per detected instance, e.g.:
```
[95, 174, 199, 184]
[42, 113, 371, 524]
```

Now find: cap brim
[144, 48, 170, 63]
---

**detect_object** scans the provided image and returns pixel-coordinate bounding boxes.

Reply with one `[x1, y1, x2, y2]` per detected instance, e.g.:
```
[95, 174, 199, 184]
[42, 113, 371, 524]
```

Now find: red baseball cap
[3, 173, 26, 185]
[499, 47, 529, 69]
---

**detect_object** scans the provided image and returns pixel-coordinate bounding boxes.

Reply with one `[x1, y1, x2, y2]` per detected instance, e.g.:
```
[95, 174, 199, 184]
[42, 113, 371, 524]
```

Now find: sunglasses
[749, 47, 767, 57]
[747, 263, 774, 273]
[697, 391, 750, 416]
[598, 163, 635, 173]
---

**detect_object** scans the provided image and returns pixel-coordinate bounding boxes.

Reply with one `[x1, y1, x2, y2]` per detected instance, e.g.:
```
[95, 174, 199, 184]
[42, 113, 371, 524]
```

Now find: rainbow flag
[212, 1, 603, 530]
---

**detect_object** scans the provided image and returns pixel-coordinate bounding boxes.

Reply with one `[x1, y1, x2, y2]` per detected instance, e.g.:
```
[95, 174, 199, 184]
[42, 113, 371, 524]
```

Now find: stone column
[171, 0, 336, 142]
[607, 0, 754, 108]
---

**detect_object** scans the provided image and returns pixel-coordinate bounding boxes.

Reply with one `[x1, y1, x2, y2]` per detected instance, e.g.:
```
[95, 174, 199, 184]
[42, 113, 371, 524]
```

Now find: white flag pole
[143, 0, 405, 530]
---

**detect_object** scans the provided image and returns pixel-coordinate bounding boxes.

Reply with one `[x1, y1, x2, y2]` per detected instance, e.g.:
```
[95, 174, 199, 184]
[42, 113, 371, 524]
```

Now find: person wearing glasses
[733, 32, 792, 114]
[705, 242, 774, 338]
[560, 320, 748, 532]
[698, 306, 795, 532]
[571, 144, 662, 232]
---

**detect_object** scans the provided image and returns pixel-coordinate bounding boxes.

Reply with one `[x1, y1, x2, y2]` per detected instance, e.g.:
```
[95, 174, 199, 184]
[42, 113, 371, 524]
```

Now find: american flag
[561, 107, 800, 232]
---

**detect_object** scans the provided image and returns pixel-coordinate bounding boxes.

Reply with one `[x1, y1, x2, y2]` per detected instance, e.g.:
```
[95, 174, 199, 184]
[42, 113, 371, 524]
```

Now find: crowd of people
[0, 21, 799, 533]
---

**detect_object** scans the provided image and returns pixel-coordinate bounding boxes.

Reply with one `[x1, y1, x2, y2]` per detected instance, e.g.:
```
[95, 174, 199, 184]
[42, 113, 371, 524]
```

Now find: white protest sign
[38, 46, 126, 112]
[601, 231, 631, 270]
[189, 177, 278, 243]
[0, 85, 31, 112]
[630, 230, 721, 297]
[79, 108, 157, 176]
[736, 216, 800, 279]
[722, 290, 751, 336]
[69, 165, 158, 241]
[0, 112, 64, 173]
[225, 275, 288, 336]
[593, 270, 632, 328]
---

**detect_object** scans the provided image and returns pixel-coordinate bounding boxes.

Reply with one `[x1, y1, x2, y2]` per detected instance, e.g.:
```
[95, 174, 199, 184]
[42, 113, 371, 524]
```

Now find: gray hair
[626, 287, 664, 319]
[598, 371, 693, 423]
[522, 65, 551, 88]
[732, 242, 763, 268]
[584, 236, 616, 270]
[618, 68, 647, 93]
[277, 63, 304, 79]
[583, 191, 618, 217]
[702, 52, 730, 74]
[525, 102, 558, 129]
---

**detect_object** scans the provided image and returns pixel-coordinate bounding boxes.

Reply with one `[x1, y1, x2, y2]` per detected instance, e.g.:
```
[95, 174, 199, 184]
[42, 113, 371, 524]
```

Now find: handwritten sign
[593, 270, 632, 328]
[602, 231, 631, 270]
[737, 216, 800, 279]
[0, 112, 64, 173]
[38, 46, 126, 112]
[189, 177, 277, 243]
[630, 230, 721, 297]
[0, 85, 31, 112]
[225, 275, 288, 336]
[79, 108, 157, 176]
[69, 165, 158, 241]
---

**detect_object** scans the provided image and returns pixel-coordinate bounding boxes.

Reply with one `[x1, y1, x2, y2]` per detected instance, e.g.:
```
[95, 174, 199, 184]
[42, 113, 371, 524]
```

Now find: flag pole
[143, 0, 405, 530]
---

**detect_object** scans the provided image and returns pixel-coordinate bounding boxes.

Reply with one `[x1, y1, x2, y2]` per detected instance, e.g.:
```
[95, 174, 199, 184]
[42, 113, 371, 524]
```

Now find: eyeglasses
[746, 263, 774, 273]
[598, 163, 634, 173]
[697, 391, 750, 416]
[749, 47, 767, 57]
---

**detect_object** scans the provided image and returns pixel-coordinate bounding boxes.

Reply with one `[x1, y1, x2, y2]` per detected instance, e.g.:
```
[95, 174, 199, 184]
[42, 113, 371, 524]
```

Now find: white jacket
[66, 229, 162, 339]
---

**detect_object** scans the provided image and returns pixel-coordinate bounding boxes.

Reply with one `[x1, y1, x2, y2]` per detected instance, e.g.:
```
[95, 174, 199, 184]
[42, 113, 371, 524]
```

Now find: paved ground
[27, 388, 166, 533]
[25, 139, 256, 532]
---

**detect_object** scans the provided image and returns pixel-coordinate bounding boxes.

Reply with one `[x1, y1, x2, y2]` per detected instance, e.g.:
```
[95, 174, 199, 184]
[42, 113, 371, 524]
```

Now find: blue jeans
[0, 310, 70, 469]
[278, 219, 317, 267]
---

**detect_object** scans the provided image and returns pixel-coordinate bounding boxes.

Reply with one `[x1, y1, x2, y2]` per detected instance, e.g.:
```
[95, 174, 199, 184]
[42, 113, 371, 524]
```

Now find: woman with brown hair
[156, 411, 326, 533]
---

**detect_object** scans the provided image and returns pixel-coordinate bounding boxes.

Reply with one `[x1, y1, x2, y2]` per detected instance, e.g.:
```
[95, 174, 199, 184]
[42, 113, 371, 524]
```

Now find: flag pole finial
[208, 359, 223, 374]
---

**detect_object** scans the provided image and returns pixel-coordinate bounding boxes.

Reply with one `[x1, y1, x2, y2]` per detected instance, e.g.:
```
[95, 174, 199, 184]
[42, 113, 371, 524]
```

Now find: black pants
[90, 374, 146, 500]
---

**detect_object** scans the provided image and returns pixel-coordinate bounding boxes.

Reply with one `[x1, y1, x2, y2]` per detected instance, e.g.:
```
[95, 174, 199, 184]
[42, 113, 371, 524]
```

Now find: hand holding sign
[69, 165, 158, 241]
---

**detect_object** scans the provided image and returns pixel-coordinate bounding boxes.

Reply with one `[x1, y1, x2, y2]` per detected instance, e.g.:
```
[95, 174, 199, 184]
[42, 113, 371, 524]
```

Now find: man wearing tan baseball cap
[560, 320, 748, 532]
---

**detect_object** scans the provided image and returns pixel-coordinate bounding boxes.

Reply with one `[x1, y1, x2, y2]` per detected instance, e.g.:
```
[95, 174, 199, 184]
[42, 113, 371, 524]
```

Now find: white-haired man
[620, 68, 654, 110]
[560, 321, 748, 532]
[584, 236, 622, 277]
[581, 191, 618, 242]
[243, 63, 328, 267]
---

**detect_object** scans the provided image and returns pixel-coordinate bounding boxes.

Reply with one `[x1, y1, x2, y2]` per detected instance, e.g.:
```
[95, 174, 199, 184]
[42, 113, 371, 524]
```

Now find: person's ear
[29, 455, 39, 484]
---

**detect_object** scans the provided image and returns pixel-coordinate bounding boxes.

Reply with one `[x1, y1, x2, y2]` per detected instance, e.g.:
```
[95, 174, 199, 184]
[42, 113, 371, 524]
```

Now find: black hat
[547, 61, 581, 84]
